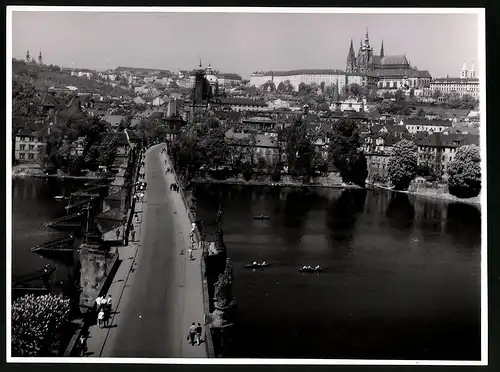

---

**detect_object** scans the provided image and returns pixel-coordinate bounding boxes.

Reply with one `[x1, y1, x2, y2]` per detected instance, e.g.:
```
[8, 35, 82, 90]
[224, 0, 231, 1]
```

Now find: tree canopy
[328, 119, 366, 186]
[447, 144, 481, 198]
[12, 293, 70, 357]
[387, 139, 418, 190]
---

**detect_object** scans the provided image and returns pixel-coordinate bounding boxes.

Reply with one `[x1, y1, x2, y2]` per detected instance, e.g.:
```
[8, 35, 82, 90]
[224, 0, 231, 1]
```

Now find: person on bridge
[131, 230, 136, 242]
[97, 309, 104, 328]
[187, 323, 197, 345]
[196, 323, 203, 345]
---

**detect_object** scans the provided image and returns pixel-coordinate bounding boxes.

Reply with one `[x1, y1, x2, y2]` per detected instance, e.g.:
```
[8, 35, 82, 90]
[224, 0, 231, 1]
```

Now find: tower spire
[38, 49, 43, 64]
[25, 49, 30, 63]
[380, 41, 384, 59]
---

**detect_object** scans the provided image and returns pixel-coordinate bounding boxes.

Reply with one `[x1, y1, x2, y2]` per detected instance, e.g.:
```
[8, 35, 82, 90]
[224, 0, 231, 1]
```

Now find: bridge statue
[212, 257, 236, 328]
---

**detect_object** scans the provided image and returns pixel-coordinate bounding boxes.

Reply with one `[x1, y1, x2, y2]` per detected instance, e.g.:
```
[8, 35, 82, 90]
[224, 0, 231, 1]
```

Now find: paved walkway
[83, 159, 146, 357]
[83, 144, 206, 358]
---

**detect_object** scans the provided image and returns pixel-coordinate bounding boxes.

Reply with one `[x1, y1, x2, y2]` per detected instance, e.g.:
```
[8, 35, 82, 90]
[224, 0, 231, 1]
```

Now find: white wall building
[249, 70, 366, 91]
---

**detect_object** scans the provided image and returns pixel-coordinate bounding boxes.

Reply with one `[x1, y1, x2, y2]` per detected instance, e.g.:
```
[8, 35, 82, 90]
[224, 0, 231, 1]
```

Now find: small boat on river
[253, 215, 270, 220]
[244, 262, 271, 269]
[54, 195, 69, 201]
[299, 266, 323, 273]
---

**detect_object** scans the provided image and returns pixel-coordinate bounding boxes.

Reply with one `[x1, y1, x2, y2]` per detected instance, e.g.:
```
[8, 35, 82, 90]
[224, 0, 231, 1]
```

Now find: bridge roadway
[100, 144, 206, 358]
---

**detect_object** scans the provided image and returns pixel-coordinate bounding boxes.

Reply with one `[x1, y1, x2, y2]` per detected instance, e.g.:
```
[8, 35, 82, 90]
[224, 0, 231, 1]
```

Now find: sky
[10, 9, 481, 79]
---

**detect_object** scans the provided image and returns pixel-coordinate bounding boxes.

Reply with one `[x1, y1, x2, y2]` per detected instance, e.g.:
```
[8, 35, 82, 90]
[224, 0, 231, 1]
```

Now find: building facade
[428, 77, 479, 99]
[249, 70, 366, 91]
[14, 133, 45, 164]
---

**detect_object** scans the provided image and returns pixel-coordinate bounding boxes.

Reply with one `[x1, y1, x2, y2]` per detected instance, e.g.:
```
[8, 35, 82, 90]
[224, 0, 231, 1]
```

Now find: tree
[12, 293, 70, 357]
[416, 107, 426, 117]
[387, 139, 418, 190]
[328, 119, 366, 186]
[432, 89, 441, 99]
[271, 168, 281, 182]
[379, 98, 395, 114]
[348, 83, 362, 98]
[447, 144, 481, 198]
[447, 93, 462, 109]
[319, 81, 326, 93]
[394, 89, 405, 102]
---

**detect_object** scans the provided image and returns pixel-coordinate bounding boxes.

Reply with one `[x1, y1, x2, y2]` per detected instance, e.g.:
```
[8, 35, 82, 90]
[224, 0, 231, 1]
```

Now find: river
[11, 177, 86, 295]
[193, 185, 481, 361]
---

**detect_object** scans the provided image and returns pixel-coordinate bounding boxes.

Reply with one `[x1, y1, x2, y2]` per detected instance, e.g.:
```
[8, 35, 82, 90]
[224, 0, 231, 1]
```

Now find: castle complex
[250, 29, 432, 92]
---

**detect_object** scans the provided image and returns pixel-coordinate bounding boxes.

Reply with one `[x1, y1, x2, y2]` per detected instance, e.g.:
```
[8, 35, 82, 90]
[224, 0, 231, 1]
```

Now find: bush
[388, 140, 418, 190]
[12, 293, 71, 357]
[271, 169, 281, 182]
[242, 167, 253, 181]
[447, 144, 481, 198]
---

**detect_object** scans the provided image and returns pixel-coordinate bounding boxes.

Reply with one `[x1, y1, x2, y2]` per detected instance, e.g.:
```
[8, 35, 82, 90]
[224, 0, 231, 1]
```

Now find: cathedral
[346, 30, 411, 74]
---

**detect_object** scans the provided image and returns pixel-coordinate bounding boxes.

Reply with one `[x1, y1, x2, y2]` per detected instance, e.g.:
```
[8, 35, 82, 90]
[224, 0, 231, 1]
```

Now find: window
[29, 145, 34, 151]
[19, 153, 25, 159]
[28, 153, 34, 160]
[25, 137, 30, 141]
[20, 144, 26, 151]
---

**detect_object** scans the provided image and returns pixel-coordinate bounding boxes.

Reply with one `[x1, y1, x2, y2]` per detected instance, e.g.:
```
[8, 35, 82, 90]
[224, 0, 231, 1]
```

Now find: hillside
[12, 60, 132, 97]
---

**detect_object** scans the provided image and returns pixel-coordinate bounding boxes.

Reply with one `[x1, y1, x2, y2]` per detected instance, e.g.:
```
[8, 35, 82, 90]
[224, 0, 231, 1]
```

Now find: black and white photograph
[7, 7, 486, 366]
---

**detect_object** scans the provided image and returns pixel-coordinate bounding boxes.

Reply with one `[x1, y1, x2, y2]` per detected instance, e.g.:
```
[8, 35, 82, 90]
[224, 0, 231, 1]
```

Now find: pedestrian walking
[115, 229, 121, 240]
[187, 322, 196, 345]
[103, 307, 110, 328]
[131, 230, 136, 242]
[188, 247, 194, 260]
[97, 309, 104, 328]
[106, 295, 113, 312]
[79, 334, 87, 356]
[195, 323, 203, 345]
[95, 295, 102, 309]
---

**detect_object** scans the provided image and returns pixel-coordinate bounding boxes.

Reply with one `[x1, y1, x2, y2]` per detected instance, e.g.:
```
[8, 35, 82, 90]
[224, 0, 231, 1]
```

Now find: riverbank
[192, 177, 362, 190]
[11, 165, 110, 180]
[370, 182, 481, 206]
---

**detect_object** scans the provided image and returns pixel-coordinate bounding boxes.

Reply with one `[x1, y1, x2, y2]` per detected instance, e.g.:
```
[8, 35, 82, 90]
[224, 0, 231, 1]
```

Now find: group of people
[169, 183, 179, 192]
[138, 172, 146, 180]
[96, 294, 113, 329]
[187, 322, 204, 346]
[301, 265, 321, 271]
[134, 192, 145, 202]
[187, 223, 197, 260]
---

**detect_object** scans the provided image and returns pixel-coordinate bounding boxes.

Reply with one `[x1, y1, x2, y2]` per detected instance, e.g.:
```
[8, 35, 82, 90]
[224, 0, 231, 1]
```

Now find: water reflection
[386, 193, 415, 230]
[326, 189, 367, 243]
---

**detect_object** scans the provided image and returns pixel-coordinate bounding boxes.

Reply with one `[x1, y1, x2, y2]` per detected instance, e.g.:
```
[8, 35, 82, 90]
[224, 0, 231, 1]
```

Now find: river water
[11, 177, 86, 294]
[194, 185, 481, 361]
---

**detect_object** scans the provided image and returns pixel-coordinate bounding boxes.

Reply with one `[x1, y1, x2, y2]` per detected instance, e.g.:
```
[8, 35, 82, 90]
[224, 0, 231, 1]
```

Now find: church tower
[38, 49, 43, 65]
[356, 29, 373, 73]
[346, 39, 357, 73]
[468, 62, 476, 78]
[25, 49, 30, 63]
[461, 61, 468, 78]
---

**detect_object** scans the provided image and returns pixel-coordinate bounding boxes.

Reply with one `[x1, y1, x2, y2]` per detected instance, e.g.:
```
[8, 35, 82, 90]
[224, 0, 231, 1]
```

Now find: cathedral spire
[380, 41, 384, 59]
[38, 49, 43, 64]
[349, 39, 355, 56]
[365, 28, 369, 43]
